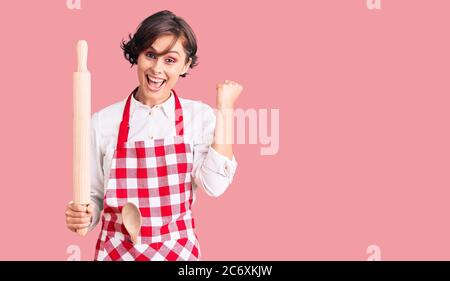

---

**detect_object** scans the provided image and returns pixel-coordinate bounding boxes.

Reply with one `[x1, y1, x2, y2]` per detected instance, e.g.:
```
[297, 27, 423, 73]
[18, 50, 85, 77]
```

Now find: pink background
[1, 0, 450, 260]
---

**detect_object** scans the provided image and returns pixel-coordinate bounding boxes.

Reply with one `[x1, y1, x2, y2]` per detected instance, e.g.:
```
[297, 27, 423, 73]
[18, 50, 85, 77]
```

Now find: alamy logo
[366, 244, 382, 261]
[66, 0, 81, 10]
[211, 108, 280, 156]
[66, 244, 81, 261]
[234, 108, 280, 156]
[366, 0, 381, 10]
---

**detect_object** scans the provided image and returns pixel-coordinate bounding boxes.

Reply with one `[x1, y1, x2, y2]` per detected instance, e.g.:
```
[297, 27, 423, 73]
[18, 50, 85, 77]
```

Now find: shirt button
[149, 111, 152, 115]
[150, 136, 153, 140]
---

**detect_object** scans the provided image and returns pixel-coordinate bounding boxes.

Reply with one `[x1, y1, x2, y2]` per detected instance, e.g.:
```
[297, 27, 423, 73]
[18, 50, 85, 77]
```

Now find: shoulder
[178, 97, 216, 144]
[178, 96, 215, 119]
[91, 98, 126, 136]
[94, 99, 126, 122]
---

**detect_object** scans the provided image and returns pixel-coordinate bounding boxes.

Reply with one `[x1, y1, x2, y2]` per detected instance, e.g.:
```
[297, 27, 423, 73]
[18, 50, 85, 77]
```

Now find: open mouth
[146, 74, 166, 92]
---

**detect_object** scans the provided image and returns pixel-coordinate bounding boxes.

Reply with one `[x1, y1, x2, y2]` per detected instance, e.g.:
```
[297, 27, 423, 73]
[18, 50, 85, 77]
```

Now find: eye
[145, 52, 157, 59]
[166, 57, 176, 64]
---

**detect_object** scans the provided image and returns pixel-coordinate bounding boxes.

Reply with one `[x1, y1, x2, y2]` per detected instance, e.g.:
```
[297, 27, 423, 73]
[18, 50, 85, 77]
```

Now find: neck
[136, 87, 171, 107]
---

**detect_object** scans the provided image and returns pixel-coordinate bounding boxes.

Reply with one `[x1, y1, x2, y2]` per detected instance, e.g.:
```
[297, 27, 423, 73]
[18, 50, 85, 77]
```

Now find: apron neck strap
[174, 88, 184, 136]
[117, 87, 184, 149]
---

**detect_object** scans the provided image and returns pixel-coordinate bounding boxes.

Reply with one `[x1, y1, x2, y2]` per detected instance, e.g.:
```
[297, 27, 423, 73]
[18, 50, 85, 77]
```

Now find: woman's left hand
[216, 80, 243, 109]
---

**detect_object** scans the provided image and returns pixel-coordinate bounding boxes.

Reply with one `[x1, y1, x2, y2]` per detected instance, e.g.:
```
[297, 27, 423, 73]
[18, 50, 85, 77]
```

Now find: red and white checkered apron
[94, 88, 200, 261]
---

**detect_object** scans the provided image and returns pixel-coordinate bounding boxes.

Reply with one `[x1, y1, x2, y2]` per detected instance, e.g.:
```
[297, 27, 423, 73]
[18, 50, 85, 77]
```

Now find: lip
[145, 74, 166, 91]
[146, 74, 166, 82]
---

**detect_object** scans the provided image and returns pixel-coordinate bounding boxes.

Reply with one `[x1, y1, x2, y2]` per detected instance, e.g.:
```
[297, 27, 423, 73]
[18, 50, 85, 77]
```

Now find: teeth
[147, 75, 164, 83]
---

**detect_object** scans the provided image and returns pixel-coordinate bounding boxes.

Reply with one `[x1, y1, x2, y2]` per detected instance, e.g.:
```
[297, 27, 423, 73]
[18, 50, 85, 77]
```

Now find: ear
[181, 57, 192, 76]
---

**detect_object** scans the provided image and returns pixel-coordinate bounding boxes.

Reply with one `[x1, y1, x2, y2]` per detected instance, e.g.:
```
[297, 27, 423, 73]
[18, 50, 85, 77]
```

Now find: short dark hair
[121, 10, 198, 77]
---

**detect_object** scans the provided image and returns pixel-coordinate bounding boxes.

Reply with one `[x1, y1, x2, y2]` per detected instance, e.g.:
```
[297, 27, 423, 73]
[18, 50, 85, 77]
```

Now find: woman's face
[136, 34, 191, 105]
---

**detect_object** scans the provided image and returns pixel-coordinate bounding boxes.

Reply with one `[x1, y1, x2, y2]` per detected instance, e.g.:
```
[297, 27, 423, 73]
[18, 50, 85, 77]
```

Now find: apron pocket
[101, 235, 162, 261]
[159, 236, 201, 261]
[99, 235, 200, 261]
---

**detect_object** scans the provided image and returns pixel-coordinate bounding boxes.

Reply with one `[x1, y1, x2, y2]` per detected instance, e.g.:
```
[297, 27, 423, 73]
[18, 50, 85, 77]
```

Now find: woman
[65, 10, 242, 261]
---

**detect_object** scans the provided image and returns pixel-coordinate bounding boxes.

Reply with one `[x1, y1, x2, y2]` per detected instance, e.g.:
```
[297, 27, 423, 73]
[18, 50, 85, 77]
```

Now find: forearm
[211, 107, 234, 160]
[212, 79, 242, 160]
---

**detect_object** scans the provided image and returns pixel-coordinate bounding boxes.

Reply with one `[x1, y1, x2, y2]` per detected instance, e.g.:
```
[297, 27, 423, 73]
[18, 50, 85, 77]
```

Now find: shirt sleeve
[191, 104, 238, 197]
[88, 112, 104, 231]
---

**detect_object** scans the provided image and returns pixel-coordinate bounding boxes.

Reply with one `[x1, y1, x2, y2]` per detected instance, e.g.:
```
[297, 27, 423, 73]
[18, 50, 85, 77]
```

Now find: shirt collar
[129, 89, 175, 121]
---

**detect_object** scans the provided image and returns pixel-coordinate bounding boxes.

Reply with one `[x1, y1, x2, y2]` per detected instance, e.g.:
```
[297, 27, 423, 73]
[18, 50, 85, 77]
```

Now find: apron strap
[116, 88, 136, 148]
[116, 87, 184, 150]
[173, 89, 184, 136]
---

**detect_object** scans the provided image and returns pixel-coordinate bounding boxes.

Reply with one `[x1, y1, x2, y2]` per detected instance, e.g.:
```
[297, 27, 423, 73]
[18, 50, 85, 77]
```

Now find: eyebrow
[146, 47, 180, 56]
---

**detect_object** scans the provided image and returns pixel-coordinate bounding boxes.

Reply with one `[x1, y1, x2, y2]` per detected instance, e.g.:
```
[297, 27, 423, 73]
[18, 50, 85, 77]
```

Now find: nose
[151, 57, 164, 74]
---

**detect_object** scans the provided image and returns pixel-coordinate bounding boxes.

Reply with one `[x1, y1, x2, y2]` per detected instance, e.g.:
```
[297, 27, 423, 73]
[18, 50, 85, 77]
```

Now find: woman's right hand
[65, 201, 94, 233]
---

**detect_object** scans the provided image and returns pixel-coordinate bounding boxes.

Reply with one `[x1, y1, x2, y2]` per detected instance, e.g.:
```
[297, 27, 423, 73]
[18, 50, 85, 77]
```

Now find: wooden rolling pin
[73, 40, 91, 236]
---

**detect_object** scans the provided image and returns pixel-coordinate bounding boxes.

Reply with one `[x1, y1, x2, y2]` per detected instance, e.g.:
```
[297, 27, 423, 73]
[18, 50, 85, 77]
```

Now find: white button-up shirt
[88, 90, 237, 229]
